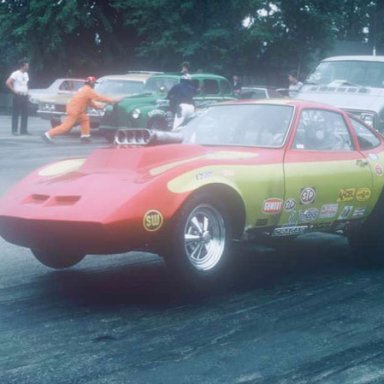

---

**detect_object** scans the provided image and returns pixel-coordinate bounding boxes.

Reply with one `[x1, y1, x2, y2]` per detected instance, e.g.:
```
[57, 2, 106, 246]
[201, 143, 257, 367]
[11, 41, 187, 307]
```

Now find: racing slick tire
[347, 192, 384, 265]
[31, 249, 85, 269]
[163, 192, 233, 287]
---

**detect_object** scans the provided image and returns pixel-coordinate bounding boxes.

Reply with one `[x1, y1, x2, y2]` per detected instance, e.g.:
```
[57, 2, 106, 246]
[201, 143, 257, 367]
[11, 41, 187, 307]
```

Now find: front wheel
[31, 249, 85, 269]
[163, 192, 233, 286]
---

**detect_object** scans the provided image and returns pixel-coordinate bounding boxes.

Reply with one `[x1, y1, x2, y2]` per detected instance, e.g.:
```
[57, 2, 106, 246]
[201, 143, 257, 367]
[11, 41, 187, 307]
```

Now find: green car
[98, 72, 235, 138]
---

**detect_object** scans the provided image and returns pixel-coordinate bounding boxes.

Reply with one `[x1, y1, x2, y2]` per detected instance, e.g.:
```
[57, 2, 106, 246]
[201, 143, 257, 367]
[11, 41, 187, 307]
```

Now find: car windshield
[182, 104, 294, 147]
[144, 77, 179, 93]
[306, 60, 384, 88]
[95, 79, 144, 96]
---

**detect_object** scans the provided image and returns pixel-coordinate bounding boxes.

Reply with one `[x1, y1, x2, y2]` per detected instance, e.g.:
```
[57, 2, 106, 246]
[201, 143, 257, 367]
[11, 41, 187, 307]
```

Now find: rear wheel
[163, 192, 233, 286]
[348, 192, 384, 264]
[31, 249, 85, 269]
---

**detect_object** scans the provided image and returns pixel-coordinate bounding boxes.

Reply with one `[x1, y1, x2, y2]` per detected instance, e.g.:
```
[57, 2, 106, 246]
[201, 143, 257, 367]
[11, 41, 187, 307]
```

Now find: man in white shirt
[288, 71, 303, 98]
[6, 58, 30, 135]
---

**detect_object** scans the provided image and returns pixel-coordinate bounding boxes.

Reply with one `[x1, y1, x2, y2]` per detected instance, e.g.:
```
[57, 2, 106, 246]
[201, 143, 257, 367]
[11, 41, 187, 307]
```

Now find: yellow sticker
[356, 188, 371, 202]
[143, 210, 163, 232]
[337, 188, 355, 202]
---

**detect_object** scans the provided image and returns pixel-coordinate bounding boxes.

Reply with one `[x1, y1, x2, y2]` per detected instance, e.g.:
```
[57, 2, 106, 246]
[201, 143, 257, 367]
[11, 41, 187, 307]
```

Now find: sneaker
[41, 132, 54, 144]
[80, 136, 92, 143]
[20, 132, 32, 136]
[12, 132, 18, 136]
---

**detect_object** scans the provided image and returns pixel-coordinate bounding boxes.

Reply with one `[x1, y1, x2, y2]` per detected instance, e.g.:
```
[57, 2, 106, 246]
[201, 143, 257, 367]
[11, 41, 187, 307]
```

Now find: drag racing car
[1, 99, 384, 284]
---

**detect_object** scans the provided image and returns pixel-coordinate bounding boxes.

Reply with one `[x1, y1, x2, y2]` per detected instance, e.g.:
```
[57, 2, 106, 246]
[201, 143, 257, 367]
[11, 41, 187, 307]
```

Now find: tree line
[0, 0, 383, 89]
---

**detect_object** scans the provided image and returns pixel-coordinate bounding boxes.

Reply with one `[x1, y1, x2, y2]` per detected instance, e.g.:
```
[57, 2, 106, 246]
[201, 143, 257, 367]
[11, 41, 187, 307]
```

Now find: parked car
[296, 55, 384, 132]
[98, 72, 235, 137]
[1, 99, 383, 285]
[238, 86, 283, 99]
[36, 72, 155, 127]
[28, 78, 84, 113]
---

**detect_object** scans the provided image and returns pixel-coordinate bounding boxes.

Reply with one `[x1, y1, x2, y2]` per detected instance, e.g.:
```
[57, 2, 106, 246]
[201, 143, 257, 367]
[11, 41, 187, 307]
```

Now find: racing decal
[355, 188, 371, 202]
[272, 225, 308, 237]
[338, 205, 353, 220]
[375, 164, 384, 176]
[299, 208, 319, 223]
[319, 204, 338, 219]
[352, 207, 367, 218]
[288, 211, 299, 225]
[284, 198, 296, 211]
[337, 188, 355, 202]
[300, 187, 316, 205]
[262, 198, 283, 214]
[38, 159, 86, 177]
[143, 210, 164, 232]
[195, 171, 213, 180]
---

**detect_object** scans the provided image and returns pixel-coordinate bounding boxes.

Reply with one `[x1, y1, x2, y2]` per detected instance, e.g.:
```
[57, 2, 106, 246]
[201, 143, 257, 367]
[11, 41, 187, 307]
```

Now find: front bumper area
[0, 216, 160, 254]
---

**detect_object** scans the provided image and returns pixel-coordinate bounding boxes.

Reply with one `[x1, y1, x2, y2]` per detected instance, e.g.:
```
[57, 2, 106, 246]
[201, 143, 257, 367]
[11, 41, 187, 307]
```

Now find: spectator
[232, 75, 242, 96]
[288, 71, 303, 98]
[6, 58, 30, 136]
[166, 62, 197, 130]
[41, 76, 120, 144]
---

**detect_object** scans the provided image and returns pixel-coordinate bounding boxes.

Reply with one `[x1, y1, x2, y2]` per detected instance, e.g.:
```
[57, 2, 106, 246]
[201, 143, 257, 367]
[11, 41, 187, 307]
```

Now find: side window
[293, 109, 354, 151]
[220, 80, 231, 95]
[203, 79, 219, 95]
[350, 117, 381, 149]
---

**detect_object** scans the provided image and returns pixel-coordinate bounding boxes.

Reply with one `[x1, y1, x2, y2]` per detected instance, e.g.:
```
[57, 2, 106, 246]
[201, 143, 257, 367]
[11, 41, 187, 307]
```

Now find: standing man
[166, 61, 197, 130]
[288, 71, 303, 98]
[232, 75, 242, 96]
[6, 58, 30, 136]
[41, 76, 120, 144]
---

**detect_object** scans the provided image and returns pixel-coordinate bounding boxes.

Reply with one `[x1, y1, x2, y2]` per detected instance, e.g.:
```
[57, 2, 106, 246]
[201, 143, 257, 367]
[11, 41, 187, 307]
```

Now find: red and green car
[0, 99, 383, 284]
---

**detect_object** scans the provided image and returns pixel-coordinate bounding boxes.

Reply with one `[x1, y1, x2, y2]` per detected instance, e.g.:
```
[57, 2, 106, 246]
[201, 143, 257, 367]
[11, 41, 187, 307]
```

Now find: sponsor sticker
[338, 205, 353, 220]
[300, 187, 316, 205]
[299, 208, 319, 223]
[262, 198, 283, 214]
[352, 207, 367, 218]
[195, 171, 213, 180]
[143, 210, 164, 231]
[284, 198, 296, 211]
[355, 188, 371, 202]
[337, 188, 355, 202]
[375, 164, 384, 176]
[319, 204, 338, 219]
[272, 225, 308, 237]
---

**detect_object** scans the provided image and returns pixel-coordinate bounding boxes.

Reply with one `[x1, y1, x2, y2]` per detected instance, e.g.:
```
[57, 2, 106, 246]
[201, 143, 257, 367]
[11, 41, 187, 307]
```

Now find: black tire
[148, 117, 168, 131]
[348, 192, 384, 265]
[31, 249, 85, 269]
[163, 192, 233, 286]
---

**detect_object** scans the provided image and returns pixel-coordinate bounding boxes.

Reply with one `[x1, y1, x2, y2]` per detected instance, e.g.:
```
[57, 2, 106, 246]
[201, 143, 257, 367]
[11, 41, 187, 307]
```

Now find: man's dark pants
[12, 94, 29, 134]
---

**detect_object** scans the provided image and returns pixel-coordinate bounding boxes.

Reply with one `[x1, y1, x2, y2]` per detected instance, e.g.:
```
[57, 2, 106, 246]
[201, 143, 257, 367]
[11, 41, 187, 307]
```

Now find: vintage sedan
[28, 78, 84, 114]
[0, 99, 384, 284]
[98, 72, 235, 136]
[36, 72, 156, 127]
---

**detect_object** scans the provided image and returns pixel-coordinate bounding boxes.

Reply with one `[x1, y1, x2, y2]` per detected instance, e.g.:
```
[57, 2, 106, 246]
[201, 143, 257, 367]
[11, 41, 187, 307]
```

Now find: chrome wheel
[183, 204, 226, 272]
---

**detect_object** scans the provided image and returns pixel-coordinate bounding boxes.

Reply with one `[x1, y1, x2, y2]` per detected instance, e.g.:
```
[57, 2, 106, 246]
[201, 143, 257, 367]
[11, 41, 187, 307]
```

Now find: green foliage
[0, 0, 382, 89]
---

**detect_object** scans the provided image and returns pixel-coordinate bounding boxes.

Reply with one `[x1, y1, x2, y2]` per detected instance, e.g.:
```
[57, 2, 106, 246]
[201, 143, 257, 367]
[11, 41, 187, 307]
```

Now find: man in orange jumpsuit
[42, 76, 120, 143]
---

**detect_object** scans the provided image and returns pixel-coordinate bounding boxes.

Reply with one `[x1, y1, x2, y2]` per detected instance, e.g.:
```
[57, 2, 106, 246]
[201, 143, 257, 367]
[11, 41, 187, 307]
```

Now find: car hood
[297, 84, 384, 112]
[0, 144, 260, 222]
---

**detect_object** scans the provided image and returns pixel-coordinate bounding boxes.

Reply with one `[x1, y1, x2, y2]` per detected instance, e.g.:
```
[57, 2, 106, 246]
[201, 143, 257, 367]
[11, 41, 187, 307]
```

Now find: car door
[280, 108, 374, 231]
